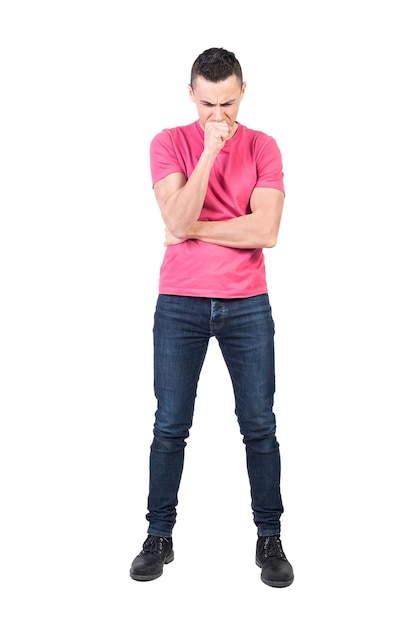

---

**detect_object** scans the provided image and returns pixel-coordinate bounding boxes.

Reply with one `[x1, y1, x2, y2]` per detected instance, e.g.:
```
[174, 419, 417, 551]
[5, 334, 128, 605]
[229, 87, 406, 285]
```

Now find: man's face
[189, 75, 246, 135]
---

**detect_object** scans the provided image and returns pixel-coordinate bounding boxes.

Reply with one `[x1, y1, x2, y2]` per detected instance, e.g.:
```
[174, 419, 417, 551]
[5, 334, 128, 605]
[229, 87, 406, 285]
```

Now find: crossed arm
[153, 156, 284, 250]
[186, 187, 284, 249]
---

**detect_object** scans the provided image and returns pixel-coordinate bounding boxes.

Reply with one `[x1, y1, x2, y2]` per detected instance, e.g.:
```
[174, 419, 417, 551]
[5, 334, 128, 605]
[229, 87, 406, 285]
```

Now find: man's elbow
[171, 227, 189, 240]
[165, 219, 190, 241]
[261, 227, 279, 248]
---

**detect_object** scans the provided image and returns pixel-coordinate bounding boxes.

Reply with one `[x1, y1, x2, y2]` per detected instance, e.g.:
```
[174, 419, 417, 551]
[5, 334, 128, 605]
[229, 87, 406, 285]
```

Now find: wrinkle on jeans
[150, 435, 187, 453]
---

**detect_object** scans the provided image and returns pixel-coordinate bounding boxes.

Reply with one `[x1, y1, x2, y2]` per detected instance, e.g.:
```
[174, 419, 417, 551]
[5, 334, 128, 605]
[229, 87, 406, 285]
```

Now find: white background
[1, 0, 417, 623]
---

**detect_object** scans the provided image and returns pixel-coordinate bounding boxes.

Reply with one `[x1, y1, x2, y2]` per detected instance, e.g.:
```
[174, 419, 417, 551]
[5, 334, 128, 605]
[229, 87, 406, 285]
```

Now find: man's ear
[188, 84, 195, 102]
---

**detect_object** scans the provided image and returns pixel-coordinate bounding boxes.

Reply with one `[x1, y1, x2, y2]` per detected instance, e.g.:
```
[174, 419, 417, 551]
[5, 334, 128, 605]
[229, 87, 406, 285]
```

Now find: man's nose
[212, 105, 223, 121]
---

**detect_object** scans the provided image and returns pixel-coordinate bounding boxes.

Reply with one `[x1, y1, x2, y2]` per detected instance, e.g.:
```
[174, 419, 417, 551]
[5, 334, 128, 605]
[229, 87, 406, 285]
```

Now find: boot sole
[256, 559, 294, 588]
[130, 552, 174, 581]
[260, 573, 294, 588]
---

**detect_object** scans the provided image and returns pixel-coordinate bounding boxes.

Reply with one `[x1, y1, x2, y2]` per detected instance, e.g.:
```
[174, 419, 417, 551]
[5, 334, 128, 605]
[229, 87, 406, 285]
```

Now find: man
[130, 47, 294, 588]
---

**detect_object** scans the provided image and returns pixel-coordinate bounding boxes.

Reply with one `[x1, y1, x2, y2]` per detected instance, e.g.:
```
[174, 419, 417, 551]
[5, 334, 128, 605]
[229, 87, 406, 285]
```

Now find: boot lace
[142, 536, 168, 555]
[264, 535, 286, 559]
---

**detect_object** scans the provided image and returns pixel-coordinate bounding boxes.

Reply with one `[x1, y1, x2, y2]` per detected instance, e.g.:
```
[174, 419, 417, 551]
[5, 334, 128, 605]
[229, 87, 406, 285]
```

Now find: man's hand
[204, 120, 230, 154]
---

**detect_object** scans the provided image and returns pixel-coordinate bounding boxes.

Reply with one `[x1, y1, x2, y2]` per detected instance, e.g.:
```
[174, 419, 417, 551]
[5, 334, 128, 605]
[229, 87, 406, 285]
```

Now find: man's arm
[165, 188, 284, 249]
[154, 120, 230, 239]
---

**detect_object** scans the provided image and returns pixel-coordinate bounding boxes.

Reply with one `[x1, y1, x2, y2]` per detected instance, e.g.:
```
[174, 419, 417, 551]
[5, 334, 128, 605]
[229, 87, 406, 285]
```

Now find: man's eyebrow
[199, 98, 237, 106]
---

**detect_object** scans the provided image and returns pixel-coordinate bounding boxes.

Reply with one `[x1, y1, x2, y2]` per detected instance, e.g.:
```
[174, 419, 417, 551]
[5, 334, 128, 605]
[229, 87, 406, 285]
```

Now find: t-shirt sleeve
[254, 136, 285, 194]
[150, 130, 185, 187]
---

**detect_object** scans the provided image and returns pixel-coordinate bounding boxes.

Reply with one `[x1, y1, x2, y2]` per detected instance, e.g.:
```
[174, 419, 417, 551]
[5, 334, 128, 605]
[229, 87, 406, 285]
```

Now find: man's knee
[242, 429, 278, 454]
[151, 432, 188, 453]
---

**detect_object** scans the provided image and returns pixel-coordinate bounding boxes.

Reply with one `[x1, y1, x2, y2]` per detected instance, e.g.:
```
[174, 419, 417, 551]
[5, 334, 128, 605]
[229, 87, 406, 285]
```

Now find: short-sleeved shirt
[151, 120, 284, 298]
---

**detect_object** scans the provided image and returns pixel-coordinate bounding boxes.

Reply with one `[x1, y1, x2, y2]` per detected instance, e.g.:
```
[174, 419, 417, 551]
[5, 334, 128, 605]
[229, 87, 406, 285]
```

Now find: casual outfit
[130, 120, 294, 586]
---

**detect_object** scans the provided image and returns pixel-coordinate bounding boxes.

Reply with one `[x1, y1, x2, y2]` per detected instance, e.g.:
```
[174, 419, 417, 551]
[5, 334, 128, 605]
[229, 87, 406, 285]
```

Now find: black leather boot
[256, 535, 294, 587]
[130, 536, 174, 581]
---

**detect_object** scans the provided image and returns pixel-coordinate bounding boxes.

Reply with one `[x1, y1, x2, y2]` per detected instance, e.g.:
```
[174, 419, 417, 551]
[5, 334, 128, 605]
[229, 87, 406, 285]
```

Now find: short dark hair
[190, 47, 243, 89]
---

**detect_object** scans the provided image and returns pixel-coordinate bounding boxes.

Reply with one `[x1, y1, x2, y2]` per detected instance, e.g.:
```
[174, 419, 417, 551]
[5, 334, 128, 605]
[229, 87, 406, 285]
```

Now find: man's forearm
[188, 212, 279, 249]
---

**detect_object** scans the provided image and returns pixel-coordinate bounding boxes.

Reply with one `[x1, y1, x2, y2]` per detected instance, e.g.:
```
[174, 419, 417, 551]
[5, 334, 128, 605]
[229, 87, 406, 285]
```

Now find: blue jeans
[146, 294, 284, 538]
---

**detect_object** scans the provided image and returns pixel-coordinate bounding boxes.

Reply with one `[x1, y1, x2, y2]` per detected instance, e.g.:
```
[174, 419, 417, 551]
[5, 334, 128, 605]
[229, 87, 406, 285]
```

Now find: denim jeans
[146, 293, 284, 538]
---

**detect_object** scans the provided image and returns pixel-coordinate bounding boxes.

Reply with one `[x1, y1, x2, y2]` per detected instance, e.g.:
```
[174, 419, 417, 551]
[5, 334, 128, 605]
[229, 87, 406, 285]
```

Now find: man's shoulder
[152, 121, 200, 142]
[236, 124, 278, 149]
[239, 123, 274, 139]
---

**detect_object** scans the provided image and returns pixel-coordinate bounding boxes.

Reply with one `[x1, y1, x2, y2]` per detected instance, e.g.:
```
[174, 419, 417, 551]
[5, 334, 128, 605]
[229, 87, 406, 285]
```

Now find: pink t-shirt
[150, 120, 285, 298]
